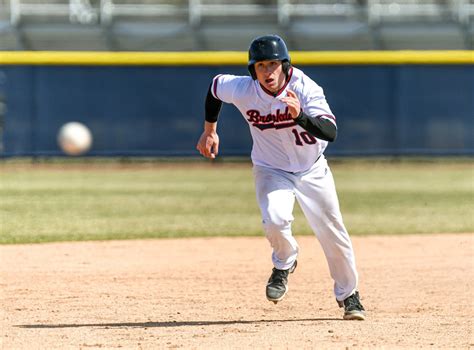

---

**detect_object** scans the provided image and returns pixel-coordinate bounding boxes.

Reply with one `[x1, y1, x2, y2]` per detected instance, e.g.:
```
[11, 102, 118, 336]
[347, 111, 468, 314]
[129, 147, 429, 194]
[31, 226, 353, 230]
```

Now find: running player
[196, 34, 365, 320]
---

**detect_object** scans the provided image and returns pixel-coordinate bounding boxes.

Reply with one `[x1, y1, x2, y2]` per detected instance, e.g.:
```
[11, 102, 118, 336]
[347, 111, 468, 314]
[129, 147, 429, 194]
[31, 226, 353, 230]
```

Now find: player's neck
[259, 67, 293, 97]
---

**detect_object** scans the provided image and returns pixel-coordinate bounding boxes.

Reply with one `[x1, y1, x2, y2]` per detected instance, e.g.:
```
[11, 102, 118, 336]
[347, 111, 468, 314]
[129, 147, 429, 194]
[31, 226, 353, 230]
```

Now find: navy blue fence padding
[0, 65, 472, 157]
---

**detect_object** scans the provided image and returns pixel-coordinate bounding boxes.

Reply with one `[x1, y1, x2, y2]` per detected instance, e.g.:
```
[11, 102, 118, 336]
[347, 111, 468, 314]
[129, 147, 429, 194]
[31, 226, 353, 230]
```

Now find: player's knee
[262, 217, 292, 237]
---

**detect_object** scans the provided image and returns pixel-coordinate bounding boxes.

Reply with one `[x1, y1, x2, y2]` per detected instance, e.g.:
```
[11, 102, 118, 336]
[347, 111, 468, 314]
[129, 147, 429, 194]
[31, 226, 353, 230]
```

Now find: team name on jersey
[246, 107, 296, 131]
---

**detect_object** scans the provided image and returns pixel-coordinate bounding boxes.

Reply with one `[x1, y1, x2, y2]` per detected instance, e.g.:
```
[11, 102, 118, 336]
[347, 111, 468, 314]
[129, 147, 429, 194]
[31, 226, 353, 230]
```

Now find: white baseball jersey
[210, 67, 336, 173]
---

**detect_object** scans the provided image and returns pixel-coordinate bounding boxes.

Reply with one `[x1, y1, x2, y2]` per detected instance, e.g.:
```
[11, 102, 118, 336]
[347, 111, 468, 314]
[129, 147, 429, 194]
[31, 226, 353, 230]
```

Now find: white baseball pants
[253, 156, 358, 302]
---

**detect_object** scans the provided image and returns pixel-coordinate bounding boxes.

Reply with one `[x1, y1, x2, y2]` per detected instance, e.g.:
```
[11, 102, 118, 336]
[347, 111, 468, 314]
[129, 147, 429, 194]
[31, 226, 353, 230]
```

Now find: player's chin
[265, 83, 278, 93]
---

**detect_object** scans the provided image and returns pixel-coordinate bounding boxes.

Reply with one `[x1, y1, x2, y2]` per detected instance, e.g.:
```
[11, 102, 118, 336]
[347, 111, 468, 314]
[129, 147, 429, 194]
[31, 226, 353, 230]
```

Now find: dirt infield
[1, 234, 472, 349]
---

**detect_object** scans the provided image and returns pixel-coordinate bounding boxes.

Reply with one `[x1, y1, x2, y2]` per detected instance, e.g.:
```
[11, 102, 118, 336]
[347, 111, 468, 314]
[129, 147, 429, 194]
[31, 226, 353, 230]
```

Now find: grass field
[0, 158, 472, 244]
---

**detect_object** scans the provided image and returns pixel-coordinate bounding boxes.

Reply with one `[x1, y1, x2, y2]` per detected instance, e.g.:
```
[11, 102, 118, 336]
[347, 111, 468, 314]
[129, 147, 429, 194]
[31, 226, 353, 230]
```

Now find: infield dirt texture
[1, 234, 472, 349]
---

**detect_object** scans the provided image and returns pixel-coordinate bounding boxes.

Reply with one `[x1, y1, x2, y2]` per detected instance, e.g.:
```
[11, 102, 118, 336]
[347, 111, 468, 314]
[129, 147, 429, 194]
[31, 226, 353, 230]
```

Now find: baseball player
[196, 35, 365, 320]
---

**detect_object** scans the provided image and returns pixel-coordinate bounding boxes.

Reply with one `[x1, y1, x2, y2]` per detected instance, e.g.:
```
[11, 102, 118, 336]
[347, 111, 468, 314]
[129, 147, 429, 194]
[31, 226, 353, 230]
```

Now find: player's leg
[293, 157, 365, 319]
[253, 165, 298, 303]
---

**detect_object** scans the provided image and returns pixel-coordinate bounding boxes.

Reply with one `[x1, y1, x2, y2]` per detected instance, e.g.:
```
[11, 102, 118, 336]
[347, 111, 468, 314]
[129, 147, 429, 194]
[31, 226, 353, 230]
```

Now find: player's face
[254, 60, 286, 93]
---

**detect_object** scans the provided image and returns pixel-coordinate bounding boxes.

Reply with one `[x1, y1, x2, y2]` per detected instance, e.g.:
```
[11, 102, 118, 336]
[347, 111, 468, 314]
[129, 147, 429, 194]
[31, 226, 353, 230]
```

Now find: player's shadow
[17, 318, 342, 329]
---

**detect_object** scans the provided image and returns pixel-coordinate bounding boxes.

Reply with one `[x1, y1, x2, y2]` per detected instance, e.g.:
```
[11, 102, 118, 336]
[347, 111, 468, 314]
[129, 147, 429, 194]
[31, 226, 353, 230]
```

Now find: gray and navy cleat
[266, 260, 297, 304]
[341, 291, 366, 320]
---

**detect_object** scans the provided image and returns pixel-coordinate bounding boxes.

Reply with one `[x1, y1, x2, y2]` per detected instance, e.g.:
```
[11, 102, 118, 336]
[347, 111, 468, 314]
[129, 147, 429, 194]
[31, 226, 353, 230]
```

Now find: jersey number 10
[291, 129, 317, 146]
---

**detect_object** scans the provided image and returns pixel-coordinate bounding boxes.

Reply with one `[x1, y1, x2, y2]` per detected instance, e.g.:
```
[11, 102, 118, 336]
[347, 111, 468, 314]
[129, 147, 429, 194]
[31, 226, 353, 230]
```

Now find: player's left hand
[281, 90, 301, 119]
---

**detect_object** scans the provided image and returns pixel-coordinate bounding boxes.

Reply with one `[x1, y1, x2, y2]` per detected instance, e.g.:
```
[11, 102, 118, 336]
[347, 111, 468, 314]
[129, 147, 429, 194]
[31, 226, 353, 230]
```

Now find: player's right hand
[196, 131, 220, 159]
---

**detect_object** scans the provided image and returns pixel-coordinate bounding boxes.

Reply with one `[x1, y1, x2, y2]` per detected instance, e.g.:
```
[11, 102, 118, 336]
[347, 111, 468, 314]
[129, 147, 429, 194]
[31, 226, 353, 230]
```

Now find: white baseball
[57, 122, 92, 156]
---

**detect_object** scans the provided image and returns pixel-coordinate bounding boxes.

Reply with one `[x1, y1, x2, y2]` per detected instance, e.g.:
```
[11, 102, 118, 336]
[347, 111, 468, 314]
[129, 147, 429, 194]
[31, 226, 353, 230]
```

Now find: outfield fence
[0, 51, 472, 157]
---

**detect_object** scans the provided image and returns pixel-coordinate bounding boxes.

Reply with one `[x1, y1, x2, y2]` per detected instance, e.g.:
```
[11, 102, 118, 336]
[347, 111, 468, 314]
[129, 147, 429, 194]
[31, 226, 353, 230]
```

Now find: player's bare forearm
[203, 120, 217, 133]
[196, 121, 220, 159]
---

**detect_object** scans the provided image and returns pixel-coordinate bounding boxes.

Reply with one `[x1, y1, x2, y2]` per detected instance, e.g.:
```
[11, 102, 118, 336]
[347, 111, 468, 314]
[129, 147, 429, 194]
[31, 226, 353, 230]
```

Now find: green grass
[0, 159, 472, 244]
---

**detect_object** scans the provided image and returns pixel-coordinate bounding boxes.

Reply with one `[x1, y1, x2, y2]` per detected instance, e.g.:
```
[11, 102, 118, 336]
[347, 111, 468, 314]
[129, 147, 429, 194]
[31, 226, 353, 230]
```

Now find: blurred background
[0, 0, 473, 51]
[0, 1, 472, 158]
[0, 1, 472, 242]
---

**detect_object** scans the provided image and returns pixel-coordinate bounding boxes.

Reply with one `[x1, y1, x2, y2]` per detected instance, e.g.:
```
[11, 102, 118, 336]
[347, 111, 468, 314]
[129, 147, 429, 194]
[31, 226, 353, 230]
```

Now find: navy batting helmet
[248, 35, 291, 80]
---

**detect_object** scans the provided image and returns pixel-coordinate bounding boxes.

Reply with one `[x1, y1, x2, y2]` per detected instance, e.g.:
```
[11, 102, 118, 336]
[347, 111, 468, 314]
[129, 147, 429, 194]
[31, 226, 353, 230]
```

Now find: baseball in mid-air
[57, 122, 92, 156]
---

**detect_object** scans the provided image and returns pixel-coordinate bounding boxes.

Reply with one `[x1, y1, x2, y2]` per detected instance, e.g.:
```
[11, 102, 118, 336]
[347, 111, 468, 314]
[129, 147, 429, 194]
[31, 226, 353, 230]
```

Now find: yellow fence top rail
[0, 50, 472, 65]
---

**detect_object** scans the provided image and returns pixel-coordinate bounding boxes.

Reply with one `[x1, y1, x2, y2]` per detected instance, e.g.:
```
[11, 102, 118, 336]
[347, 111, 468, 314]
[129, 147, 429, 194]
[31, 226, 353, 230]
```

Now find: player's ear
[282, 61, 291, 77]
